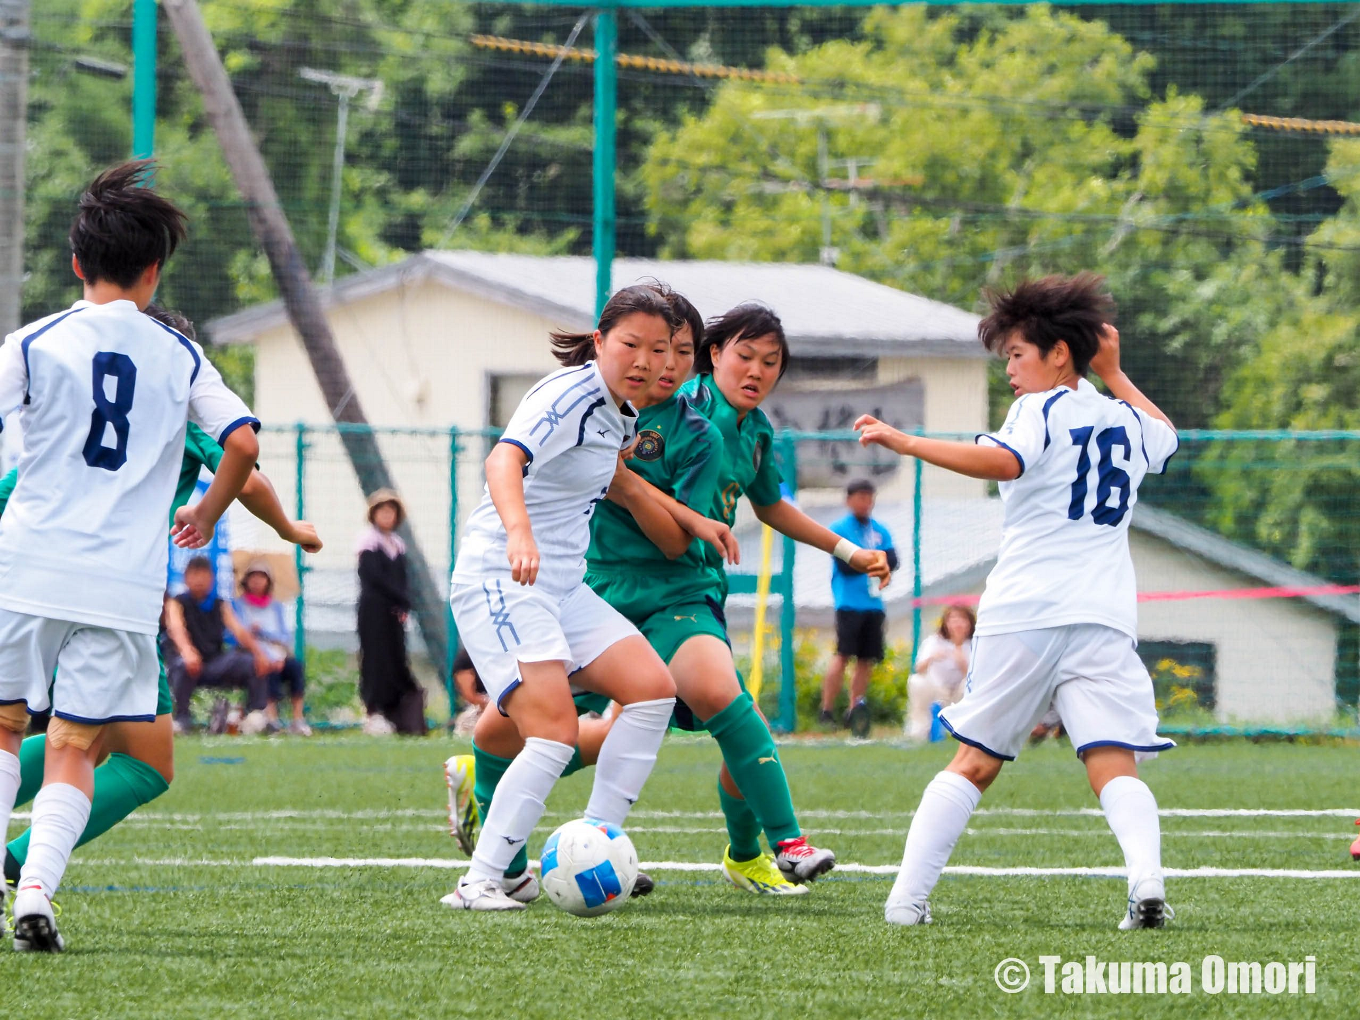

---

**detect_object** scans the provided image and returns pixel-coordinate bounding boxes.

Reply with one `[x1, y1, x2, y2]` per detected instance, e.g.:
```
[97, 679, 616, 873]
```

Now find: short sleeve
[0, 467, 17, 518]
[914, 634, 939, 670]
[0, 334, 28, 427]
[976, 395, 1047, 476]
[669, 425, 722, 511]
[183, 423, 225, 475]
[1134, 410, 1179, 475]
[745, 433, 784, 507]
[187, 343, 258, 444]
[498, 368, 608, 473]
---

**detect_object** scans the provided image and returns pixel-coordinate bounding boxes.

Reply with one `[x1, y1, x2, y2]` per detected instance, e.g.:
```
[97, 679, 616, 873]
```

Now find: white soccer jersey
[453, 361, 637, 595]
[0, 299, 257, 634]
[973, 378, 1178, 640]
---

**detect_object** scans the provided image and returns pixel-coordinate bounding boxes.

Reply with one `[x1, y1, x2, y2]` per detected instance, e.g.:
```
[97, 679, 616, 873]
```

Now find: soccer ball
[539, 819, 639, 917]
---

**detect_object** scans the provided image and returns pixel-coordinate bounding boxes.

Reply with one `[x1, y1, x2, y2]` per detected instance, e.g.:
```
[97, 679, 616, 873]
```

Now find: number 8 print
[82, 352, 138, 471]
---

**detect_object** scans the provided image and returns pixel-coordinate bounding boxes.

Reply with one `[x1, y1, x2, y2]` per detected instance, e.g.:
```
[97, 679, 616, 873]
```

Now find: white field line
[13, 806, 1359, 823]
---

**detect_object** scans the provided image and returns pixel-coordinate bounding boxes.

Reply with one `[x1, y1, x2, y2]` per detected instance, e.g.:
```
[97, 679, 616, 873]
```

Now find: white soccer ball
[539, 819, 639, 917]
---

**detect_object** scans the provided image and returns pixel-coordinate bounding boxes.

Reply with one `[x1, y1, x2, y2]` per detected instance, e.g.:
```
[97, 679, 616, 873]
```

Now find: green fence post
[293, 423, 308, 666]
[445, 425, 460, 719]
[775, 432, 798, 733]
[911, 452, 923, 657]
[132, 0, 156, 158]
[592, 6, 617, 318]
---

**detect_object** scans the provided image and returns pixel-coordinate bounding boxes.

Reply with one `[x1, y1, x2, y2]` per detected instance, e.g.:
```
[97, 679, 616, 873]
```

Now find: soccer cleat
[846, 699, 871, 739]
[1119, 877, 1171, 930]
[1351, 820, 1359, 861]
[12, 884, 63, 952]
[721, 846, 807, 895]
[774, 836, 836, 883]
[502, 871, 540, 904]
[884, 898, 932, 926]
[818, 709, 837, 728]
[630, 871, 655, 898]
[289, 719, 313, 737]
[440, 876, 526, 912]
[444, 754, 479, 856]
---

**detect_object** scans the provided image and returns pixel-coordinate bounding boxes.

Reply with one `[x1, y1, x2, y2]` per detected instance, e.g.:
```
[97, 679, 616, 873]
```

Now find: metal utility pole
[0, 0, 28, 337]
[163, 0, 449, 674]
[298, 68, 382, 289]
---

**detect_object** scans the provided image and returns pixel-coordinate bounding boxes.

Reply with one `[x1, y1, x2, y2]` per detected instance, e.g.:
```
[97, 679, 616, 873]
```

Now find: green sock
[474, 741, 587, 878]
[718, 778, 763, 862]
[14, 734, 46, 808]
[7, 753, 169, 875]
[705, 692, 801, 846]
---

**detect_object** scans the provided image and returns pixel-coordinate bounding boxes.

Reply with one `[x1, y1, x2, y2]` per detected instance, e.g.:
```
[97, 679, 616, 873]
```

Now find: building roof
[206, 250, 984, 358]
[724, 500, 1360, 626]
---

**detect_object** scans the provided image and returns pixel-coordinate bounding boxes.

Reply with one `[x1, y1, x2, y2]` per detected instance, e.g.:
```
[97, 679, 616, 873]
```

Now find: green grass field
[4, 735, 1358, 1018]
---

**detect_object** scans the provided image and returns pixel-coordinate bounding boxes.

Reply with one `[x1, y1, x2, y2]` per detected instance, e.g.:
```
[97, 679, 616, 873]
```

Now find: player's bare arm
[854, 416, 1022, 482]
[751, 498, 891, 585]
[485, 440, 539, 586]
[173, 427, 260, 548]
[163, 597, 202, 678]
[220, 600, 273, 677]
[627, 472, 740, 565]
[605, 456, 692, 560]
[238, 470, 323, 553]
[1088, 325, 1176, 431]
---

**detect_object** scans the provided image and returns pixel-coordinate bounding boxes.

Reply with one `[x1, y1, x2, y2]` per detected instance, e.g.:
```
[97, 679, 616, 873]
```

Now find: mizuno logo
[596, 428, 609, 438]
[503, 835, 525, 846]
[758, 756, 777, 765]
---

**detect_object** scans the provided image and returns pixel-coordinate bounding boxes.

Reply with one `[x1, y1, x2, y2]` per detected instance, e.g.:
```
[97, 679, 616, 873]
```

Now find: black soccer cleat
[630, 871, 655, 898]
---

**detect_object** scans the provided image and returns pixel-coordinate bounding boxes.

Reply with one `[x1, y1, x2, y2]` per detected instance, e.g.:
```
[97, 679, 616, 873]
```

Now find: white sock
[466, 737, 573, 885]
[886, 770, 982, 910]
[1099, 775, 1163, 895]
[18, 783, 92, 899]
[0, 749, 20, 859]
[584, 697, 675, 826]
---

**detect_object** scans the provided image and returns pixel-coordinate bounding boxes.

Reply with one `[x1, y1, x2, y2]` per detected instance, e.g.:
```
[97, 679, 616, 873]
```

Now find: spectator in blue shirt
[821, 480, 899, 732]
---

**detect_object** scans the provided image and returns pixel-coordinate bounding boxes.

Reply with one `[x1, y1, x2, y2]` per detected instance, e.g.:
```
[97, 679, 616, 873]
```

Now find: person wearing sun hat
[233, 558, 309, 736]
[357, 489, 425, 735]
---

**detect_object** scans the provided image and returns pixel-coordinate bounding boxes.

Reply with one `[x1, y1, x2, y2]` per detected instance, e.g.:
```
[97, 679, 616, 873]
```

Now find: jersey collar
[584, 360, 638, 419]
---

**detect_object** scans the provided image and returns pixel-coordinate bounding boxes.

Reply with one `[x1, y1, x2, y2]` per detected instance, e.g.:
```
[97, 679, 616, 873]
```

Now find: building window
[489, 374, 542, 429]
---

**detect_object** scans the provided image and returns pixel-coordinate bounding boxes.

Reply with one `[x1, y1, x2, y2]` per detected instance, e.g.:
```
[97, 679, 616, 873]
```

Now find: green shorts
[587, 571, 736, 733]
[157, 653, 172, 716]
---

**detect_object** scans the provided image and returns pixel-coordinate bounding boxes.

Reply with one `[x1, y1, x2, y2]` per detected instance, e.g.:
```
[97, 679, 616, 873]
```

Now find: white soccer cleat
[1119, 876, 1171, 930]
[774, 836, 836, 883]
[12, 884, 64, 952]
[444, 754, 479, 857]
[502, 872, 540, 903]
[440, 876, 526, 912]
[884, 899, 933, 926]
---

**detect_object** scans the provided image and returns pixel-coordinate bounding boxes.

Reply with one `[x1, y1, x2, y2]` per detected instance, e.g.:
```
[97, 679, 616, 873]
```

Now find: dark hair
[694, 302, 790, 379]
[846, 479, 876, 497]
[184, 555, 213, 574]
[937, 604, 976, 640]
[978, 272, 1114, 377]
[550, 284, 678, 367]
[143, 303, 196, 341]
[70, 160, 188, 289]
[640, 279, 705, 348]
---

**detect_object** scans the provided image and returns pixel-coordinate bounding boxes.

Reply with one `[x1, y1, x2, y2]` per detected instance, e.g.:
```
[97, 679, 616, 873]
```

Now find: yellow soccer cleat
[721, 846, 809, 896]
[444, 754, 479, 857]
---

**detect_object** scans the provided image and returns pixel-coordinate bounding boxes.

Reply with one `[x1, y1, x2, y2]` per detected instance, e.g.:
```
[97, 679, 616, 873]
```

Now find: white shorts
[0, 610, 159, 724]
[939, 624, 1175, 762]
[449, 578, 640, 713]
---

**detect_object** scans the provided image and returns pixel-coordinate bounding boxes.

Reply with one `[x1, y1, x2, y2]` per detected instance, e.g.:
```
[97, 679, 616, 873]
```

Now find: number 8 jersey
[0, 299, 258, 634]
[973, 378, 1179, 641]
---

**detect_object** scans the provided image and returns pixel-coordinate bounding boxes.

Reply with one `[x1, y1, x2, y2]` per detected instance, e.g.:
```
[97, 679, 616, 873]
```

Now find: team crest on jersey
[634, 429, 664, 461]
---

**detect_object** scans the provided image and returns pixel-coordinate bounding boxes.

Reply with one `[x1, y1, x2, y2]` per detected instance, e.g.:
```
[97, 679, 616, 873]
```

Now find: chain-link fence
[242, 424, 1358, 733]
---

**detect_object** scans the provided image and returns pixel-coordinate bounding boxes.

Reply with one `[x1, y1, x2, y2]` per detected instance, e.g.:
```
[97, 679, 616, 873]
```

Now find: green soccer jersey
[677, 374, 784, 583]
[586, 391, 723, 581]
[0, 424, 224, 523]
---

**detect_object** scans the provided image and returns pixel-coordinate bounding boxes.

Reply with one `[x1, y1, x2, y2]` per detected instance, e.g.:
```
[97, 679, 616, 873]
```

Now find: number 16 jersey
[0, 299, 258, 634]
[974, 378, 1178, 641]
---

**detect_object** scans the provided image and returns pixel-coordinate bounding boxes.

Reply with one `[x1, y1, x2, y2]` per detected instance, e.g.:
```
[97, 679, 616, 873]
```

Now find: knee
[623, 662, 675, 705]
[0, 701, 27, 735]
[948, 747, 1003, 791]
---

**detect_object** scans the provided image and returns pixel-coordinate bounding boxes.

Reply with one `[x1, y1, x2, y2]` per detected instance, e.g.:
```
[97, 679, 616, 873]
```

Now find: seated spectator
[234, 559, 311, 736]
[165, 556, 272, 733]
[450, 645, 488, 736]
[905, 605, 975, 742]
